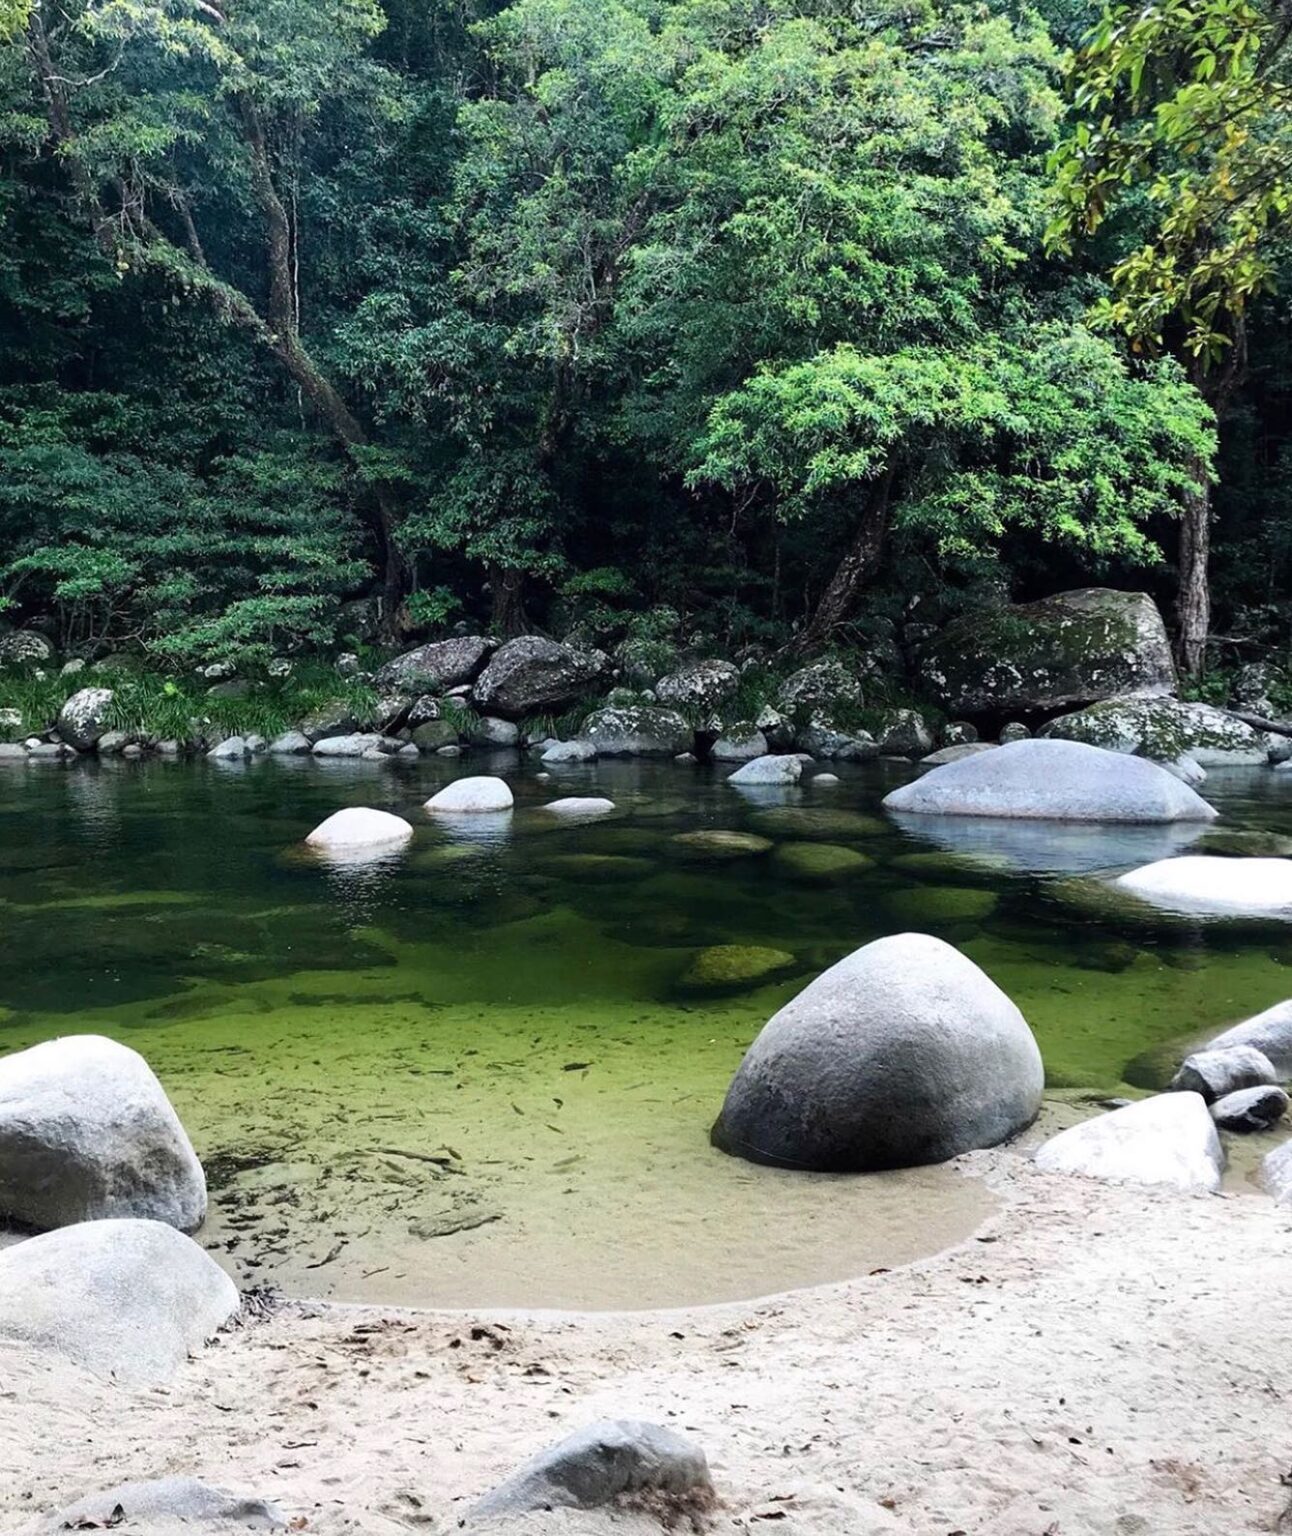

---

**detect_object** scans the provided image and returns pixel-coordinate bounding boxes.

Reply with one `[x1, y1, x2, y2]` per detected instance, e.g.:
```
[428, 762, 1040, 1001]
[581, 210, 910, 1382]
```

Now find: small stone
[1170, 1045, 1278, 1102]
[207, 736, 248, 760]
[1211, 1085, 1289, 1133]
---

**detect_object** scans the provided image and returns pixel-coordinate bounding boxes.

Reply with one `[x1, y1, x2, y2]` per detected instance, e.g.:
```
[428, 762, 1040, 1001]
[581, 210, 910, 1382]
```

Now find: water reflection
[886, 810, 1212, 876]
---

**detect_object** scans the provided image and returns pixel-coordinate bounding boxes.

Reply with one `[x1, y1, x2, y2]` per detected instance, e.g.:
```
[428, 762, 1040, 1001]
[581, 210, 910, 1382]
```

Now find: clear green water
[1, 753, 1289, 1307]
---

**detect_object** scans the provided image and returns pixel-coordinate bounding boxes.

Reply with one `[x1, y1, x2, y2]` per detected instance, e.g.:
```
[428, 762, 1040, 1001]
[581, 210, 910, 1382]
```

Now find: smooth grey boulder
[1262, 1137, 1292, 1203]
[36, 1477, 284, 1533]
[655, 659, 739, 712]
[27, 741, 76, 761]
[412, 719, 460, 751]
[541, 738, 597, 764]
[1034, 1094, 1224, 1193]
[56, 687, 114, 751]
[299, 703, 359, 743]
[312, 732, 394, 758]
[0, 1035, 206, 1231]
[467, 1420, 713, 1524]
[584, 705, 691, 757]
[472, 636, 608, 721]
[1162, 754, 1207, 787]
[727, 753, 802, 786]
[541, 797, 615, 818]
[712, 933, 1043, 1171]
[0, 1218, 238, 1383]
[470, 715, 522, 748]
[711, 726, 768, 762]
[426, 775, 514, 813]
[268, 729, 311, 755]
[375, 635, 495, 693]
[923, 588, 1176, 715]
[1209, 999, 1292, 1075]
[96, 729, 132, 756]
[207, 736, 248, 761]
[1041, 696, 1268, 766]
[883, 739, 1217, 823]
[1170, 1045, 1277, 1102]
[1211, 1085, 1288, 1133]
[872, 708, 935, 758]
[1115, 856, 1292, 917]
[305, 807, 414, 853]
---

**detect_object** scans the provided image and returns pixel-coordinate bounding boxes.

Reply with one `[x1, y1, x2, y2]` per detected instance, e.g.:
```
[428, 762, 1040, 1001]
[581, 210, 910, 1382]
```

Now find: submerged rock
[883, 739, 1217, 823]
[712, 932, 1043, 1171]
[922, 587, 1175, 715]
[1041, 696, 1268, 766]
[771, 841, 871, 882]
[472, 635, 608, 721]
[1034, 1094, 1224, 1193]
[0, 1035, 206, 1232]
[56, 687, 114, 751]
[728, 753, 802, 786]
[37, 1477, 285, 1533]
[1211, 1085, 1288, 1133]
[1116, 856, 1292, 917]
[884, 885, 998, 926]
[305, 807, 414, 852]
[1169, 1045, 1277, 1102]
[585, 705, 691, 757]
[426, 776, 514, 814]
[677, 944, 796, 994]
[467, 1420, 713, 1524]
[670, 829, 773, 861]
[0, 1218, 239, 1383]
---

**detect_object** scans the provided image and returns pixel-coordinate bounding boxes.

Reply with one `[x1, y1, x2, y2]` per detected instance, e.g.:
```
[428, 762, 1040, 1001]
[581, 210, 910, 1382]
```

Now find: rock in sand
[1169, 1045, 1277, 1101]
[1034, 1094, 1224, 1193]
[35, 1477, 284, 1533]
[1211, 1085, 1288, 1133]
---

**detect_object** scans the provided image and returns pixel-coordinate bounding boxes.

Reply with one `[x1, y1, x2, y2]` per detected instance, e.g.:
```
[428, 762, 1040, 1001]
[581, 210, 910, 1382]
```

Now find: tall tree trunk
[791, 468, 895, 655]
[488, 564, 529, 637]
[1176, 457, 1211, 679]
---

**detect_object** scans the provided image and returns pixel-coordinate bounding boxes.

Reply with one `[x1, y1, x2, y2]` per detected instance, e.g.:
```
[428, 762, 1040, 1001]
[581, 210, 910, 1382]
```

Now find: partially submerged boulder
[1115, 856, 1292, 917]
[472, 636, 608, 721]
[1034, 1094, 1224, 1193]
[922, 588, 1175, 715]
[883, 739, 1217, 823]
[426, 776, 514, 813]
[305, 807, 414, 853]
[56, 687, 114, 751]
[770, 841, 872, 882]
[375, 635, 494, 693]
[1169, 1045, 1277, 1101]
[671, 829, 772, 861]
[541, 797, 615, 818]
[36, 1477, 285, 1533]
[541, 738, 597, 764]
[712, 932, 1044, 1171]
[0, 1035, 206, 1231]
[1041, 696, 1268, 766]
[0, 1218, 239, 1383]
[727, 753, 802, 786]
[584, 705, 691, 757]
[268, 730, 311, 755]
[466, 1420, 713, 1525]
[312, 732, 398, 758]
[677, 944, 796, 994]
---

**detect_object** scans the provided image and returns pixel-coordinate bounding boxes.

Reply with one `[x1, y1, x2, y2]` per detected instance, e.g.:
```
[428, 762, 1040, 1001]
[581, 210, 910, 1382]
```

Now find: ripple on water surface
[1, 754, 1290, 1306]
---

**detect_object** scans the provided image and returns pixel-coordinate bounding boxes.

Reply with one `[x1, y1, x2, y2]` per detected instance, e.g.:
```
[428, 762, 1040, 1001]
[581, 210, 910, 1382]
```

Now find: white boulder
[34, 1477, 285, 1533]
[1034, 1094, 1224, 1193]
[426, 776, 514, 813]
[727, 753, 803, 786]
[1115, 856, 1292, 917]
[883, 739, 1217, 823]
[1169, 1045, 1277, 1101]
[540, 738, 597, 764]
[1208, 999, 1292, 1075]
[0, 1035, 205, 1231]
[541, 797, 615, 817]
[305, 807, 414, 853]
[0, 1218, 239, 1383]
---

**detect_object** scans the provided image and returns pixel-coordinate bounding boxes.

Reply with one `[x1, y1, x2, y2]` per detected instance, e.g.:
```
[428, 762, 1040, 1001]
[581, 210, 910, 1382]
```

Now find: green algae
[771, 841, 874, 882]
[884, 885, 998, 927]
[749, 806, 888, 841]
[670, 830, 774, 861]
[676, 943, 798, 994]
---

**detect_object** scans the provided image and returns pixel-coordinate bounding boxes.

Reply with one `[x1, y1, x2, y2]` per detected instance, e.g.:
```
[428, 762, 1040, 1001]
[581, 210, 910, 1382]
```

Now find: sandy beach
[4, 1130, 1290, 1536]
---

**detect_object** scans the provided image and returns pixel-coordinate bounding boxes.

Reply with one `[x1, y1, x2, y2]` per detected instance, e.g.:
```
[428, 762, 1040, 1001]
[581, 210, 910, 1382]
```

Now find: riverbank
[4, 1139, 1288, 1535]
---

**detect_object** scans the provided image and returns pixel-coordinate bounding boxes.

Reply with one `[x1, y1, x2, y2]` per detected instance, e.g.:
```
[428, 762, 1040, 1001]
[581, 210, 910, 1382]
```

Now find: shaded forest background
[1, 0, 1289, 685]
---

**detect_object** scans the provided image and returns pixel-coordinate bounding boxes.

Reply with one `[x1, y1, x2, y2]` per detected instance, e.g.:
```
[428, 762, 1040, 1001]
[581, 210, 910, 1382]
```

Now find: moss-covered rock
[1040, 696, 1268, 765]
[545, 853, 655, 882]
[771, 842, 873, 882]
[749, 806, 887, 841]
[922, 588, 1175, 715]
[676, 944, 797, 994]
[888, 850, 1011, 885]
[670, 830, 773, 861]
[884, 885, 998, 925]
[1199, 828, 1292, 859]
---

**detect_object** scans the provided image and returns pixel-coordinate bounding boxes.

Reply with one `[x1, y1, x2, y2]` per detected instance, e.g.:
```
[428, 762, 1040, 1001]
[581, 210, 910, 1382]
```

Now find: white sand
[4, 1142, 1291, 1536]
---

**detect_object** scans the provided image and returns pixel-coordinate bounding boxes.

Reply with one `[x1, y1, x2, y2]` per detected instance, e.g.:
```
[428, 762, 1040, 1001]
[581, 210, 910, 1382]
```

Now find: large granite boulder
[1040, 697, 1269, 766]
[711, 725, 768, 762]
[584, 705, 691, 757]
[426, 776, 514, 813]
[305, 807, 414, 853]
[654, 659, 739, 712]
[56, 687, 114, 751]
[34, 1478, 284, 1533]
[0, 1218, 239, 1383]
[728, 753, 802, 786]
[1034, 1094, 1224, 1193]
[1115, 856, 1292, 917]
[922, 588, 1176, 715]
[0, 630, 53, 666]
[711, 933, 1043, 1171]
[471, 636, 608, 721]
[467, 1421, 713, 1524]
[776, 659, 864, 716]
[872, 707, 935, 758]
[0, 1036, 206, 1232]
[375, 635, 494, 693]
[1208, 999, 1292, 1075]
[883, 739, 1217, 823]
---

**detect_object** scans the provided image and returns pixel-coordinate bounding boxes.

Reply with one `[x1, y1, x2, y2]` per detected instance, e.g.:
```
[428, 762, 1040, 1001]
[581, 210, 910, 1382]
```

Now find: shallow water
[1, 753, 1289, 1307]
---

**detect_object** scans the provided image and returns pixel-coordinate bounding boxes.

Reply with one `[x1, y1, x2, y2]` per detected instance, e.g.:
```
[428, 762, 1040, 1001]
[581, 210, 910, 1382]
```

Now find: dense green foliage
[0, 0, 1287, 675]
